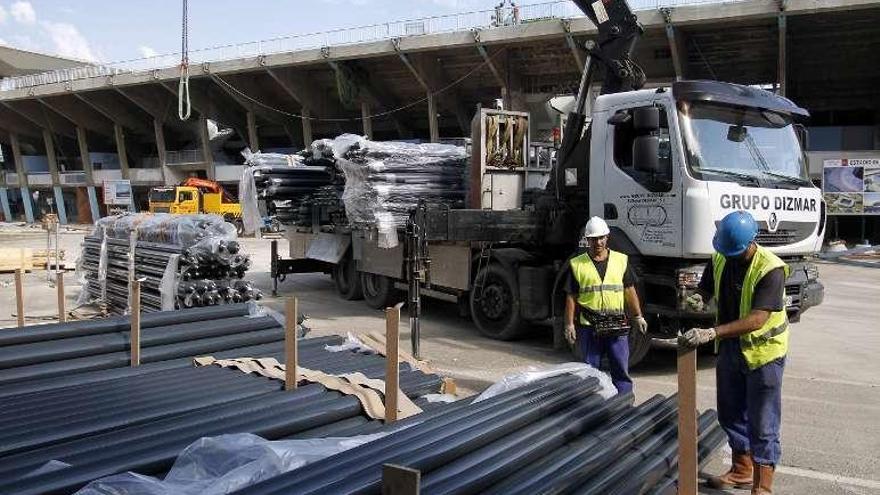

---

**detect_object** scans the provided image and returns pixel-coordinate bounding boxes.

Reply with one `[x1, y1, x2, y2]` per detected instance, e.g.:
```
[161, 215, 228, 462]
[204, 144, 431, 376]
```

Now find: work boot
[706, 451, 753, 489]
[751, 463, 775, 494]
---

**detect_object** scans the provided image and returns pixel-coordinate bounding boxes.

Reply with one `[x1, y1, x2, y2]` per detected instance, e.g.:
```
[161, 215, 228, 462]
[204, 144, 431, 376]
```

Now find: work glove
[678, 327, 716, 348]
[565, 323, 577, 345]
[686, 293, 705, 312]
[633, 316, 648, 335]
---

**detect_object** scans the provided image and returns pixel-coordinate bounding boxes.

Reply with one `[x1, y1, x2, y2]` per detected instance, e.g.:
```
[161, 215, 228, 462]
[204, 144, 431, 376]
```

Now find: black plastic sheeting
[0, 329, 445, 495]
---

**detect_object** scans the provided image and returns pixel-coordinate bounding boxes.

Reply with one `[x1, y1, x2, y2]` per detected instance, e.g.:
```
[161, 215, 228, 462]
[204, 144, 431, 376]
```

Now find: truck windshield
[149, 189, 175, 203]
[678, 101, 811, 187]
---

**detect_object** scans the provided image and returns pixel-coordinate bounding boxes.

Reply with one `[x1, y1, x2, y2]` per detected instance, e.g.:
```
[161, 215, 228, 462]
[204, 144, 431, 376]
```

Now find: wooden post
[285, 297, 299, 391]
[385, 304, 401, 423]
[56, 271, 66, 323]
[382, 464, 421, 495]
[14, 268, 24, 328]
[677, 347, 698, 495]
[130, 280, 141, 367]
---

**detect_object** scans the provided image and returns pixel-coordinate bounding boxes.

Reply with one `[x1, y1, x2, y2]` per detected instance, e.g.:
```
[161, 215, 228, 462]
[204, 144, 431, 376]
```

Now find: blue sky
[0, 0, 512, 63]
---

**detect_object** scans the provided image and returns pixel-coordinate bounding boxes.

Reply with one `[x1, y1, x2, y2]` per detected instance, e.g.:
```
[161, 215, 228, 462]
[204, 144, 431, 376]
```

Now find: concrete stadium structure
[0, 0, 878, 227]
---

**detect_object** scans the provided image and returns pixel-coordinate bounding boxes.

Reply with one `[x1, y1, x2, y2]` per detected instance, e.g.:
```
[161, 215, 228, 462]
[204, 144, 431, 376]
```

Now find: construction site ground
[0, 225, 877, 495]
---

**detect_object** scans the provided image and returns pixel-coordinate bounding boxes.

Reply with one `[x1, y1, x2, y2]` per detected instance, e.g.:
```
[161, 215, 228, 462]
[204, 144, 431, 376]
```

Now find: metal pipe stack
[232, 375, 726, 495]
[77, 213, 262, 313]
[0, 322, 446, 495]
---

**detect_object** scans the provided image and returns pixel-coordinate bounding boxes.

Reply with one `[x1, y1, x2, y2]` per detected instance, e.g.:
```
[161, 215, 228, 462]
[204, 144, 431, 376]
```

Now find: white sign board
[103, 180, 132, 205]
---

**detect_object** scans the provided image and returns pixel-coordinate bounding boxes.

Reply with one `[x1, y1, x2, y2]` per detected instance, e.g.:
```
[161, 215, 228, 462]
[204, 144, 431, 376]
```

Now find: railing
[165, 150, 205, 165]
[0, 0, 748, 92]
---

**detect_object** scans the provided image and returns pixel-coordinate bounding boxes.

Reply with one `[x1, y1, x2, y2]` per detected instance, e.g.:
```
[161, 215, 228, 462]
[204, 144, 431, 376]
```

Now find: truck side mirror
[633, 107, 660, 131]
[794, 123, 809, 150]
[633, 135, 661, 173]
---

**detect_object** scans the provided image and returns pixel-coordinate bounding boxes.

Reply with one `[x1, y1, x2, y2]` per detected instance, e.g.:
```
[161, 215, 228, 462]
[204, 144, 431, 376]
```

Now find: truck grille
[754, 221, 815, 247]
[152, 207, 170, 213]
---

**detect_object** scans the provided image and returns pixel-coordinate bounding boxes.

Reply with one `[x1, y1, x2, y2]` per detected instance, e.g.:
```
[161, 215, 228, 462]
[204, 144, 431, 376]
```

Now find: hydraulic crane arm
[180, 178, 236, 203]
[556, 0, 645, 174]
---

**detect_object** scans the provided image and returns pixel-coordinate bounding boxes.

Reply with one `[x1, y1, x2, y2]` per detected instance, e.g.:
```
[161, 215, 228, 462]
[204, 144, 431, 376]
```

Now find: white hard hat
[583, 216, 610, 238]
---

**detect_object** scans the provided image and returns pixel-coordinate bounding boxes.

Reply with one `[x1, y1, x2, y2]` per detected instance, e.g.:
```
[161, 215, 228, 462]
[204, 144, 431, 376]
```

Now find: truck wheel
[361, 272, 397, 309]
[470, 264, 524, 340]
[333, 255, 363, 300]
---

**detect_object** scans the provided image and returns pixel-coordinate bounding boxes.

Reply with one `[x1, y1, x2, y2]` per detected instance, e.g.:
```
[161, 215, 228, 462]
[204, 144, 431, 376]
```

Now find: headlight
[677, 265, 705, 289]
[805, 263, 819, 281]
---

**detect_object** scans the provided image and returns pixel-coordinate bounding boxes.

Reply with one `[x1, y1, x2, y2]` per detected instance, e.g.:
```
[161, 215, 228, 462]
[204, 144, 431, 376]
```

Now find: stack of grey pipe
[78, 213, 261, 314]
[333, 134, 468, 229]
[233, 374, 726, 495]
[0, 306, 446, 495]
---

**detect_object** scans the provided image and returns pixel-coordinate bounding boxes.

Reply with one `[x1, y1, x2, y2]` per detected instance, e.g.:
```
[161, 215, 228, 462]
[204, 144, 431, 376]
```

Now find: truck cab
[574, 80, 824, 333]
[148, 186, 200, 214]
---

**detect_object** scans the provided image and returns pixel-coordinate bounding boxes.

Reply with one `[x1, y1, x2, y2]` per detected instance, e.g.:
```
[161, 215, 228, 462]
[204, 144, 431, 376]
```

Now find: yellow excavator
[148, 178, 244, 233]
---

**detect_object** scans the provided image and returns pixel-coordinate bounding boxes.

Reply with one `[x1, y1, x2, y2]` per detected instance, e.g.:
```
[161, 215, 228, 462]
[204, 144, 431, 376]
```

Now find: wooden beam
[384, 304, 401, 423]
[677, 347, 698, 495]
[15, 268, 24, 327]
[285, 297, 299, 391]
[382, 464, 420, 495]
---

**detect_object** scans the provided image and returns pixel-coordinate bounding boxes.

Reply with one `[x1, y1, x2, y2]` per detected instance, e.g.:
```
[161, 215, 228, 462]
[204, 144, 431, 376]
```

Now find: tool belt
[581, 307, 630, 339]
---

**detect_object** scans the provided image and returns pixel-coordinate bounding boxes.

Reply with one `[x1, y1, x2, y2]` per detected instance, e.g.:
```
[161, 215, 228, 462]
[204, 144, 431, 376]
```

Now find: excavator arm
[180, 177, 236, 203]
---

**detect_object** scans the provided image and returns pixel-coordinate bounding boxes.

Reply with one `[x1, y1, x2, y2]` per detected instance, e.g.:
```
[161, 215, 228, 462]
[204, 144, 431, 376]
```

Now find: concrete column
[0, 188, 11, 222]
[427, 93, 440, 143]
[153, 119, 167, 167]
[199, 116, 215, 180]
[43, 129, 61, 185]
[302, 108, 313, 148]
[9, 133, 33, 223]
[246, 111, 259, 151]
[361, 102, 373, 140]
[42, 130, 68, 224]
[777, 14, 787, 97]
[114, 124, 131, 179]
[75, 127, 100, 223]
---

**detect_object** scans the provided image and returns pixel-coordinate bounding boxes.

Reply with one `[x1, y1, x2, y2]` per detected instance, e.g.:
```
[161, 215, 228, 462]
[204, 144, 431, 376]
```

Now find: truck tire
[361, 272, 398, 309]
[470, 264, 524, 340]
[333, 255, 363, 300]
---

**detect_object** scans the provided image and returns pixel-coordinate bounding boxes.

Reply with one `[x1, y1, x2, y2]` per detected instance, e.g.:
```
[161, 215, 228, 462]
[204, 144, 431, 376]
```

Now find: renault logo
[767, 212, 779, 233]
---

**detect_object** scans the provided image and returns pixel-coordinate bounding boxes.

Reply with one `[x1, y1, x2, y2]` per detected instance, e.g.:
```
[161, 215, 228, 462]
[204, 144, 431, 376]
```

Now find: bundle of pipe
[333, 135, 468, 229]
[77, 214, 261, 314]
[0, 304, 289, 386]
[253, 165, 338, 200]
[233, 374, 725, 495]
[0, 335, 447, 495]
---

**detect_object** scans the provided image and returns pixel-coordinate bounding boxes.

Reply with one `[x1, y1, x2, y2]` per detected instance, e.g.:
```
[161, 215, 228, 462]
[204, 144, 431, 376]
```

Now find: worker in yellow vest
[679, 210, 789, 495]
[564, 216, 647, 394]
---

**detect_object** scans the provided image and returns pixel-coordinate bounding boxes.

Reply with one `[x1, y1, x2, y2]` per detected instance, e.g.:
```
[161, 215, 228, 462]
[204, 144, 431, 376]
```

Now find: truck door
[602, 102, 682, 256]
[176, 190, 198, 214]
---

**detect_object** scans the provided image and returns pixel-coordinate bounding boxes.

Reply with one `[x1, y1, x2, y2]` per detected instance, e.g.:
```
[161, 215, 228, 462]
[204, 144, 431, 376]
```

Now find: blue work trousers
[716, 339, 785, 466]
[577, 326, 632, 394]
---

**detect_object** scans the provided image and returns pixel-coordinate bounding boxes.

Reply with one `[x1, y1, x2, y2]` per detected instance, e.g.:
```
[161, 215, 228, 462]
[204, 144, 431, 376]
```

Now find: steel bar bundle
[77, 213, 261, 313]
[0, 332, 446, 495]
[233, 374, 725, 495]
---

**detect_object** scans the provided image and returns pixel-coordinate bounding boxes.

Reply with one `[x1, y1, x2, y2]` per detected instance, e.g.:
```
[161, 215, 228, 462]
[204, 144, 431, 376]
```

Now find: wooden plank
[382, 464, 420, 495]
[56, 271, 66, 323]
[677, 347, 698, 495]
[285, 297, 299, 391]
[14, 268, 24, 328]
[130, 280, 141, 367]
[385, 304, 401, 423]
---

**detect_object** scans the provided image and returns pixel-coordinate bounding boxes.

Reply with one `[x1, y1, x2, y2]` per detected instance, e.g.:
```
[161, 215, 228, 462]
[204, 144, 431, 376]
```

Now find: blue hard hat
[713, 211, 758, 257]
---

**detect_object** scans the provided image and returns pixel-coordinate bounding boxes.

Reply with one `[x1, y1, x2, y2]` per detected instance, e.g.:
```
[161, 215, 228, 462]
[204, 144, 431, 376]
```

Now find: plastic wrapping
[422, 393, 458, 403]
[159, 254, 180, 311]
[242, 148, 306, 168]
[238, 168, 263, 236]
[472, 362, 618, 403]
[94, 214, 237, 259]
[324, 332, 374, 354]
[74, 432, 388, 495]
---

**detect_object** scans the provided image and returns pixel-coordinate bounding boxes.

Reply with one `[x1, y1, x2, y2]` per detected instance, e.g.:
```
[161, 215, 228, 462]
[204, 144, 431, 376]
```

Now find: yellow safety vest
[712, 245, 790, 370]
[570, 250, 628, 326]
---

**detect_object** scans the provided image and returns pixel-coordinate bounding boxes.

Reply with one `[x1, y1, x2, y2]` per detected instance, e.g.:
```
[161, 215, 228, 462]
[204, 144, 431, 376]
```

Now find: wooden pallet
[0, 248, 65, 272]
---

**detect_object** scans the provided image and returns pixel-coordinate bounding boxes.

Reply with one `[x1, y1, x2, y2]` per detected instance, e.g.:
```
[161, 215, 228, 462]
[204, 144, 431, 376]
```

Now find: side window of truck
[612, 106, 673, 192]
[178, 191, 194, 202]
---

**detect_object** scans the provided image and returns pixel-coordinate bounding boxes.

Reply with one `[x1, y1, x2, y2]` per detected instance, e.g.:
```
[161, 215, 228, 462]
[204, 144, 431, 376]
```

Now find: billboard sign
[822, 158, 880, 215]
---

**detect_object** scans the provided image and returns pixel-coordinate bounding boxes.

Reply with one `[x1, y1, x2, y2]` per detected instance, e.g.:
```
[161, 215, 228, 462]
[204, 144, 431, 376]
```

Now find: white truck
[272, 0, 825, 364]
